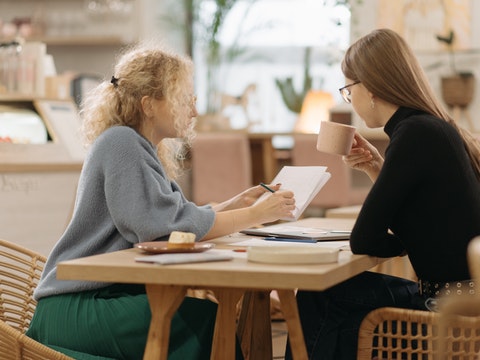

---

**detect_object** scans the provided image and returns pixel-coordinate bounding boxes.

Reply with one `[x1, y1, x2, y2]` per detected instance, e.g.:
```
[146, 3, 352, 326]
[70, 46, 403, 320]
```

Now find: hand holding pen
[211, 183, 282, 211]
[260, 182, 276, 193]
[255, 182, 296, 222]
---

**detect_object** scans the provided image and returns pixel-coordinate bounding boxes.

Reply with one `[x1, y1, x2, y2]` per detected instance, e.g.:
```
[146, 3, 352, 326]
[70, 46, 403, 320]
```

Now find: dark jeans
[285, 271, 427, 360]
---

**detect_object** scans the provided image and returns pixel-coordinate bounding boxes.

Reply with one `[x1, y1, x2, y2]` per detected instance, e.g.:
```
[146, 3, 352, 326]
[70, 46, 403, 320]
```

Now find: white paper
[135, 251, 233, 265]
[256, 166, 331, 220]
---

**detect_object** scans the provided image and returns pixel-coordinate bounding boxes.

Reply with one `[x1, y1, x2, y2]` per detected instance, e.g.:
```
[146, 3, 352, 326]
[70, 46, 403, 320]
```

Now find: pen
[260, 182, 275, 193]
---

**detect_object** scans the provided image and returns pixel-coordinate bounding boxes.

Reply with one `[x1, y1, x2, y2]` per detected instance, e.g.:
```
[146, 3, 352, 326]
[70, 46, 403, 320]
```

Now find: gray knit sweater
[34, 126, 215, 300]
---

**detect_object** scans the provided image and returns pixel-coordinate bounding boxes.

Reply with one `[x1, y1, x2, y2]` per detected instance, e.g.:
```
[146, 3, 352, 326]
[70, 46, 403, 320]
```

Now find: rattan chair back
[0, 239, 73, 359]
[357, 306, 480, 360]
[357, 236, 480, 360]
[468, 236, 480, 282]
[437, 295, 480, 360]
[0, 239, 46, 333]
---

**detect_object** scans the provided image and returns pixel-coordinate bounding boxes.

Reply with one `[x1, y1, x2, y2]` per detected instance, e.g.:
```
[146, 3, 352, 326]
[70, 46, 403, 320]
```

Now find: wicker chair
[357, 305, 480, 360]
[357, 236, 480, 360]
[0, 239, 73, 359]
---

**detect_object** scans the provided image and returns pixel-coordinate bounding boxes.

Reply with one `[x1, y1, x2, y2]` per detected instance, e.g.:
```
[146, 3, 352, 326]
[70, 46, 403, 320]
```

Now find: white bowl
[247, 246, 339, 264]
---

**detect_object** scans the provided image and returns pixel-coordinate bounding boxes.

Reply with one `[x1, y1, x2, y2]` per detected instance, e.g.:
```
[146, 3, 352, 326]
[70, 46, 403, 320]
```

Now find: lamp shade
[295, 90, 335, 133]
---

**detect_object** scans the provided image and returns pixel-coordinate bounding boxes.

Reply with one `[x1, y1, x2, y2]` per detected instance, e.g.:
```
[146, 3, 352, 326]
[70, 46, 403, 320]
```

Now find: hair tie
[110, 76, 119, 88]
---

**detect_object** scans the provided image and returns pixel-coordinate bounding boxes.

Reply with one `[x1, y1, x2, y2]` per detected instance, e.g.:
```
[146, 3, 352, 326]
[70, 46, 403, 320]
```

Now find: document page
[257, 166, 331, 220]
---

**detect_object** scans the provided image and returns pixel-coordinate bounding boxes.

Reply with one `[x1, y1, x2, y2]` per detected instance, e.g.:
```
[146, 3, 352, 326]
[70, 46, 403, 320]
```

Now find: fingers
[343, 151, 372, 164]
[342, 149, 373, 166]
[251, 184, 296, 221]
[275, 189, 294, 199]
[259, 183, 281, 192]
[262, 191, 295, 208]
[275, 191, 296, 213]
[354, 132, 367, 144]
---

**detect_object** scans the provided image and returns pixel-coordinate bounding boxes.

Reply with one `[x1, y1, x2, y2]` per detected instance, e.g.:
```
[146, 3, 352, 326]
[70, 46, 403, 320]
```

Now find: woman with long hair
[286, 28, 480, 360]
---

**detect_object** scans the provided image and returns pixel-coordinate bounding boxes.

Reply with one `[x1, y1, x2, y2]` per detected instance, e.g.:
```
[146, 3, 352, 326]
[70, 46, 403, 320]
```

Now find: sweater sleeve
[98, 128, 215, 243]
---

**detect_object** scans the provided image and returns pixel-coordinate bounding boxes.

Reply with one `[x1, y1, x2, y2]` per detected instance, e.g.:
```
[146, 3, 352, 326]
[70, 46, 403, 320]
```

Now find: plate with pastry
[134, 231, 215, 254]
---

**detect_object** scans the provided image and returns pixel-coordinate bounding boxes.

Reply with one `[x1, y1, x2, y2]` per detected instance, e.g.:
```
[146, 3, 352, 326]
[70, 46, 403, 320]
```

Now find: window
[193, 0, 350, 132]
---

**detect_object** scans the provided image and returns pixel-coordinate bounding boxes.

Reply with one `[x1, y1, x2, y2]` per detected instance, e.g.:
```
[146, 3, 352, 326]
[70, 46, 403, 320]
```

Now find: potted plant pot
[441, 73, 475, 108]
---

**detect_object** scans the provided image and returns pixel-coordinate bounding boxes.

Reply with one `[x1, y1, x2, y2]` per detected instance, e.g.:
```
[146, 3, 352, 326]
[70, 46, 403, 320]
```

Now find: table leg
[210, 288, 245, 360]
[144, 284, 187, 360]
[236, 291, 273, 360]
[277, 290, 308, 360]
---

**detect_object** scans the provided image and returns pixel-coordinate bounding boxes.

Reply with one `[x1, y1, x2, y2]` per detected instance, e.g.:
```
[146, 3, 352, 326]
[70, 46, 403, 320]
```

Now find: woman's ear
[141, 96, 153, 117]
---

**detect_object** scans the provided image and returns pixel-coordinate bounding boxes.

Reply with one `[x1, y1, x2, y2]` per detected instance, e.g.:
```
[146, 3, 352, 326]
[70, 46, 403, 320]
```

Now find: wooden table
[57, 218, 387, 360]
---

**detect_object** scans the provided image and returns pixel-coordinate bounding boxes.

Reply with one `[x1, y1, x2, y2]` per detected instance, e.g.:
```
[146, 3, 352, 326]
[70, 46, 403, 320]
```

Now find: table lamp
[294, 90, 335, 133]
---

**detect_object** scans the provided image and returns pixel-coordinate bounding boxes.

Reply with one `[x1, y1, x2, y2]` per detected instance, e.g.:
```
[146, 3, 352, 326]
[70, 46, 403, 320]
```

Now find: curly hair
[80, 41, 196, 180]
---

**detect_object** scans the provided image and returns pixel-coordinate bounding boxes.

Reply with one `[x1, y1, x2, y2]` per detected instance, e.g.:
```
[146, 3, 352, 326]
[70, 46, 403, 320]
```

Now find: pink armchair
[191, 132, 253, 205]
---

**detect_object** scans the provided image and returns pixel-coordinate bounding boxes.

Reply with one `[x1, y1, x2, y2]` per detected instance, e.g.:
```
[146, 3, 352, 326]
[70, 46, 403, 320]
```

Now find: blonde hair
[342, 28, 480, 180]
[80, 41, 195, 180]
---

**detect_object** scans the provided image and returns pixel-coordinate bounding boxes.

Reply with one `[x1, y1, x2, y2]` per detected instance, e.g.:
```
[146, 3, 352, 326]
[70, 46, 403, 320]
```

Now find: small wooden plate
[134, 241, 215, 254]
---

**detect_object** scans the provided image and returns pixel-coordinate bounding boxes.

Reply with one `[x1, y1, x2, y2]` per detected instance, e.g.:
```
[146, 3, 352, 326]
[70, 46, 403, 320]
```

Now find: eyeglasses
[339, 81, 361, 104]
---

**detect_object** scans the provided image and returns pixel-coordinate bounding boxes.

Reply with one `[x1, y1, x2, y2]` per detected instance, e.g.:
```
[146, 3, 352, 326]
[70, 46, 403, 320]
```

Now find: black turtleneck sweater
[350, 107, 480, 282]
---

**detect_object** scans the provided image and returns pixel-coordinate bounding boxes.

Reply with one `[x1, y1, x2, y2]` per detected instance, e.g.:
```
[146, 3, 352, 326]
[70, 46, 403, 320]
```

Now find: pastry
[167, 231, 196, 249]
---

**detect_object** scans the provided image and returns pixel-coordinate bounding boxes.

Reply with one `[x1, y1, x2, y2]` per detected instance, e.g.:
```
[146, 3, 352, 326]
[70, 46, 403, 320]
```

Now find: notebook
[255, 166, 331, 221]
[240, 224, 351, 241]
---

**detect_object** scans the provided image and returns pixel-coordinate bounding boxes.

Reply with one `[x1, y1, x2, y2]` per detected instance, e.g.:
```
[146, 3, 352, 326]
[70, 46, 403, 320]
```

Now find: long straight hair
[342, 28, 480, 180]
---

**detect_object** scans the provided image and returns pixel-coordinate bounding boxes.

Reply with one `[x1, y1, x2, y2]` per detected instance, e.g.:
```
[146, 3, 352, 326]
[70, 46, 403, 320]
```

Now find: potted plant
[436, 29, 475, 109]
[275, 47, 314, 114]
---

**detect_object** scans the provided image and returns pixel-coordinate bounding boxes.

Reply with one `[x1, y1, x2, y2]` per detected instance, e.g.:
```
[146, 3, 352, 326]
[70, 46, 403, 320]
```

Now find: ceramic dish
[135, 241, 215, 254]
[247, 246, 339, 264]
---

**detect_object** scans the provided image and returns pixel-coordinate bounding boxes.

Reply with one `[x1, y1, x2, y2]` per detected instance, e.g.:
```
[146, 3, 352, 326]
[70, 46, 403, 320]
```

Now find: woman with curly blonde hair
[27, 42, 295, 360]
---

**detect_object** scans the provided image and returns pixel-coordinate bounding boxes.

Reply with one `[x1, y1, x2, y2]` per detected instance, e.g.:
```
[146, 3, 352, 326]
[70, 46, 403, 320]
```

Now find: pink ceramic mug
[316, 121, 356, 155]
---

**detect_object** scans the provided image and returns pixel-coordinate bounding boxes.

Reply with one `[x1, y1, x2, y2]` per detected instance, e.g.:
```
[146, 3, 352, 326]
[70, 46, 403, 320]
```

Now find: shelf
[0, 94, 71, 103]
[0, 98, 85, 166]
[24, 35, 128, 46]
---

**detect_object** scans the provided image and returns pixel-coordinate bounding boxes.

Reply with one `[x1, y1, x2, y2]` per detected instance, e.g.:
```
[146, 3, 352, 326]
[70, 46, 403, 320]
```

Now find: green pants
[27, 284, 217, 360]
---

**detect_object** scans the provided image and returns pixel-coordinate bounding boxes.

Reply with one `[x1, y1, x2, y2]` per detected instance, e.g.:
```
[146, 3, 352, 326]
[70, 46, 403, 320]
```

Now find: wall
[350, 0, 480, 133]
[4, 0, 480, 121]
